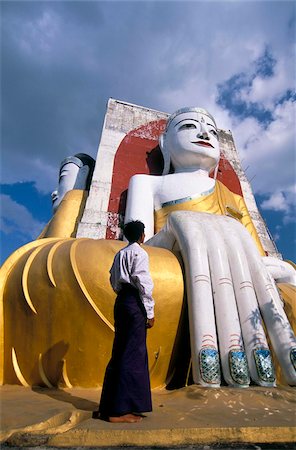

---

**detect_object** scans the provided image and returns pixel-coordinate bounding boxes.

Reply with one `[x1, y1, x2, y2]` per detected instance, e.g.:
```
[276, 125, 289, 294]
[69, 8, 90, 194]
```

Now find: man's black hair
[123, 220, 145, 243]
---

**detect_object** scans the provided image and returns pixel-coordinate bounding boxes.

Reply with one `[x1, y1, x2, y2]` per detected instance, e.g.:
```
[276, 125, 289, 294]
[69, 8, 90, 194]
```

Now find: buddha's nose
[198, 123, 209, 140]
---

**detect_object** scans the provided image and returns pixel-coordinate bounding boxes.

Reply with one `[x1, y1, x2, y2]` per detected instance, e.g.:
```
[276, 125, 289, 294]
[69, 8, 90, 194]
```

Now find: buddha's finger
[238, 222, 296, 386]
[203, 215, 249, 387]
[168, 211, 220, 387]
[221, 216, 276, 387]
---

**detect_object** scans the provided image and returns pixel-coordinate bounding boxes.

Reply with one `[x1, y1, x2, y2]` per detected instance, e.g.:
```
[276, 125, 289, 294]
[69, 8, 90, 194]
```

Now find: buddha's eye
[209, 129, 219, 139]
[179, 123, 197, 130]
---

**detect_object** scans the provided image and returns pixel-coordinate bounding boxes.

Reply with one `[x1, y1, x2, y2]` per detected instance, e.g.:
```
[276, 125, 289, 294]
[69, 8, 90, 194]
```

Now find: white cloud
[231, 116, 263, 153]
[238, 52, 295, 109]
[232, 98, 296, 196]
[0, 194, 45, 239]
[261, 192, 290, 212]
[262, 189, 295, 228]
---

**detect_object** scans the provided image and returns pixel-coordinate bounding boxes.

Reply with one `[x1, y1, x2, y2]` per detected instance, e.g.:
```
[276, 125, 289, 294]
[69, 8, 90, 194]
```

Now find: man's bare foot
[109, 413, 142, 423]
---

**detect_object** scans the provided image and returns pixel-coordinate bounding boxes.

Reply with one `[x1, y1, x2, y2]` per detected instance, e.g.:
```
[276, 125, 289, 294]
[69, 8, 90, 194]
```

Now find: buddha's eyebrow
[174, 119, 200, 127]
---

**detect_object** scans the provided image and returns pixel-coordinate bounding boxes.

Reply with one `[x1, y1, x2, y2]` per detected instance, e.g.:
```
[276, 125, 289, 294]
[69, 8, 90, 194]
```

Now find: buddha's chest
[154, 175, 215, 209]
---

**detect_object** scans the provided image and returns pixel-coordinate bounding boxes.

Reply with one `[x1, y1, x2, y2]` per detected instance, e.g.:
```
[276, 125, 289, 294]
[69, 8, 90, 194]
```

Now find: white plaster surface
[76, 99, 168, 239]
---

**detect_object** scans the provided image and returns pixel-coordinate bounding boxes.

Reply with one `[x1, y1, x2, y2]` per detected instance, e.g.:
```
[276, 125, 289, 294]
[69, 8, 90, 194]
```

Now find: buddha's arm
[125, 175, 155, 240]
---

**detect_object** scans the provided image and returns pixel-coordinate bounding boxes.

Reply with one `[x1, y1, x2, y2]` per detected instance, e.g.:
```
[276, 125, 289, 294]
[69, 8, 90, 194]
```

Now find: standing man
[95, 220, 155, 423]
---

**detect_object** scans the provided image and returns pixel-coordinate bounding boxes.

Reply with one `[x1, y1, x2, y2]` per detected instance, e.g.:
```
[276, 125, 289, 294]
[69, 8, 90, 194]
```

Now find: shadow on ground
[32, 387, 98, 411]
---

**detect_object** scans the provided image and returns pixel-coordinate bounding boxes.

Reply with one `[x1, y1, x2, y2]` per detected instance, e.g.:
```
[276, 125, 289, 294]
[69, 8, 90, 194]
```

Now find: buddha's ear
[159, 133, 171, 175]
[74, 165, 90, 190]
[159, 133, 164, 151]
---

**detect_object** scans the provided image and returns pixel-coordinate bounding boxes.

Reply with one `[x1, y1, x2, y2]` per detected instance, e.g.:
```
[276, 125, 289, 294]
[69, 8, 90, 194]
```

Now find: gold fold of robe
[0, 239, 184, 388]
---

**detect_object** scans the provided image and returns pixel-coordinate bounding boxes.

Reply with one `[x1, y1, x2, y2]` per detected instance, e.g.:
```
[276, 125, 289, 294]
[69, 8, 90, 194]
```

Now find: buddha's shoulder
[129, 173, 163, 190]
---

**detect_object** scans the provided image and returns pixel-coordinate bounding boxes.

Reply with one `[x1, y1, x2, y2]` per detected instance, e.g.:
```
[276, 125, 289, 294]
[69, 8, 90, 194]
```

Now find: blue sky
[1, 1, 295, 264]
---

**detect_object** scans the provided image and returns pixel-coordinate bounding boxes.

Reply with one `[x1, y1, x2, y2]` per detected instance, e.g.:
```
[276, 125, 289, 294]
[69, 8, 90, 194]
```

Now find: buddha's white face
[51, 159, 89, 213]
[51, 161, 80, 213]
[164, 111, 220, 172]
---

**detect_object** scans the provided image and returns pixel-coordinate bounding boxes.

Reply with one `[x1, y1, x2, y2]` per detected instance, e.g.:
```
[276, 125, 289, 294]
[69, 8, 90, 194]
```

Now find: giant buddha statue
[1, 107, 295, 390]
[125, 107, 296, 387]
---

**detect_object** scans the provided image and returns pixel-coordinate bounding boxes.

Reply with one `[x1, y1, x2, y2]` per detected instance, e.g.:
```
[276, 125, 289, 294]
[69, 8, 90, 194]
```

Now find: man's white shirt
[109, 242, 155, 319]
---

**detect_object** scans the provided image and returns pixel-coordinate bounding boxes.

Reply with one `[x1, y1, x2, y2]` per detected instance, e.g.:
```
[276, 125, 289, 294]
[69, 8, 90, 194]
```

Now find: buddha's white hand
[147, 211, 296, 387]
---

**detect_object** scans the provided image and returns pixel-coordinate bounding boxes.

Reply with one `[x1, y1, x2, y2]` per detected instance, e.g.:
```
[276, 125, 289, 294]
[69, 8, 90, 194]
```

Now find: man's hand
[146, 318, 155, 328]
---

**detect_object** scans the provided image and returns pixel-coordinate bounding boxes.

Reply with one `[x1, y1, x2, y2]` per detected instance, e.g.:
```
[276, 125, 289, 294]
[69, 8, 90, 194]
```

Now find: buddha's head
[159, 107, 220, 174]
[51, 153, 95, 213]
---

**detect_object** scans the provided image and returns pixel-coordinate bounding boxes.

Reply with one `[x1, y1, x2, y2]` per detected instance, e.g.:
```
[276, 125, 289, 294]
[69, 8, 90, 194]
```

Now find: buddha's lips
[193, 141, 214, 148]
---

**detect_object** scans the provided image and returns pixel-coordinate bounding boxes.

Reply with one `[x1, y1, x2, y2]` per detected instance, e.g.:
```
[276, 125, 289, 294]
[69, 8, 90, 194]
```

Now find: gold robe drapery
[154, 180, 265, 256]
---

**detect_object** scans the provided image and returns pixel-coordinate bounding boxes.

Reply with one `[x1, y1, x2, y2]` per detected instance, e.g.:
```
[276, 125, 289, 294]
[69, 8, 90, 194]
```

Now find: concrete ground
[1, 446, 296, 450]
[0, 385, 295, 448]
